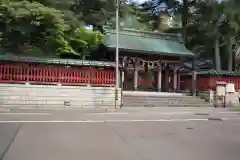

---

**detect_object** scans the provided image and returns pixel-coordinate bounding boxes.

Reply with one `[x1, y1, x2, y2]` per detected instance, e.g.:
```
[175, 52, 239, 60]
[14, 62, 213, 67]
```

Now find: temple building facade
[103, 28, 195, 92]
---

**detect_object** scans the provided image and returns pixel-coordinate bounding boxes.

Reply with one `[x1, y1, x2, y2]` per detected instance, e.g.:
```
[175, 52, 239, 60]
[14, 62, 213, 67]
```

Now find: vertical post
[192, 58, 197, 96]
[173, 63, 178, 92]
[134, 65, 138, 91]
[157, 63, 162, 92]
[114, 0, 119, 110]
[164, 62, 169, 92]
[120, 67, 124, 108]
[177, 70, 181, 92]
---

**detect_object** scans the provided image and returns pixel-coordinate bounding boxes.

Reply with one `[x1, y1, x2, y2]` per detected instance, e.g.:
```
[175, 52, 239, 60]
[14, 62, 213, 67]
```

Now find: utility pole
[114, 0, 119, 109]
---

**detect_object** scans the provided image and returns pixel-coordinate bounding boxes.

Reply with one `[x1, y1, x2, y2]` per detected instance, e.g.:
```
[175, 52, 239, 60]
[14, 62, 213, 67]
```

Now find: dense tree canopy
[0, 0, 105, 57]
[131, 0, 240, 71]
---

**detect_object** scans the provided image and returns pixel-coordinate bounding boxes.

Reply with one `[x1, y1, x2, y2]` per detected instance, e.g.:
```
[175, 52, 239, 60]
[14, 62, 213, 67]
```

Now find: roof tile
[104, 29, 194, 57]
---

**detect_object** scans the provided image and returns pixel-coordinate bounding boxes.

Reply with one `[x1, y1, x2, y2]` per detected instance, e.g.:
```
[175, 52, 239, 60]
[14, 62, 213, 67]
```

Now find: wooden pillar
[157, 63, 162, 92]
[133, 66, 138, 91]
[164, 63, 169, 92]
[173, 63, 178, 92]
[192, 58, 197, 96]
[177, 70, 181, 92]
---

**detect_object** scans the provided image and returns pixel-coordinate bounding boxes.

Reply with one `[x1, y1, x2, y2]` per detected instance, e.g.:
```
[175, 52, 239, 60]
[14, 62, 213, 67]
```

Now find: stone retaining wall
[181, 89, 239, 106]
[0, 84, 121, 108]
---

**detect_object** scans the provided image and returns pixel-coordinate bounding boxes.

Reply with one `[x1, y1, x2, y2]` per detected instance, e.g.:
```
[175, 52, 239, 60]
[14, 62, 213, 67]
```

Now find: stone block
[3, 100, 25, 105]
[0, 83, 122, 109]
[46, 100, 64, 105]
[25, 100, 47, 105]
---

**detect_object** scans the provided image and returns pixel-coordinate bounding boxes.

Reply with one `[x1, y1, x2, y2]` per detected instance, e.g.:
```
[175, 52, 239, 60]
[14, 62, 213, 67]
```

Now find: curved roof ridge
[105, 27, 183, 42]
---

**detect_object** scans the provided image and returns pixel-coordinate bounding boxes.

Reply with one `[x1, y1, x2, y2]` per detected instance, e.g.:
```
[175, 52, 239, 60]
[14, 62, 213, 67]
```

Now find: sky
[137, 0, 146, 2]
[134, 0, 147, 4]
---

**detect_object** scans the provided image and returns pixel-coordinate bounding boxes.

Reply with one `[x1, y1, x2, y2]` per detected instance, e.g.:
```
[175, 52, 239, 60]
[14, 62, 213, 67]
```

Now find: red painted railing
[0, 62, 115, 86]
[180, 74, 240, 90]
[209, 76, 240, 90]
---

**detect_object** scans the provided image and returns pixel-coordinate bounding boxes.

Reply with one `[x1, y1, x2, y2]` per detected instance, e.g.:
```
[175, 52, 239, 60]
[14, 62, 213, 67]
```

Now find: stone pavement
[0, 107, 240, 160]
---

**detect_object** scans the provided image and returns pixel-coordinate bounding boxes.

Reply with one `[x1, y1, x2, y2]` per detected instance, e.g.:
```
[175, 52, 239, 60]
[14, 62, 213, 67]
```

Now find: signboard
[226, 83, 235, 93]
[216, 81, 226, 97]
[216, 85, 226, 96]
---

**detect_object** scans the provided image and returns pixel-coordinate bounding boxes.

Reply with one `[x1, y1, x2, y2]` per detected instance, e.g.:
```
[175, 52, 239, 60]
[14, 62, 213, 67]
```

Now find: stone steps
[123, 97, 206, 103]
[122, 94, 213, 107]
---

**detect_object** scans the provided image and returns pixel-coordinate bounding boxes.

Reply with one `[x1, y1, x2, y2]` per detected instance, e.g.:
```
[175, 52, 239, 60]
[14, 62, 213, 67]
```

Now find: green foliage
[130, 0, 240, 71]
[71, 0, 116, 26]
[131, 0, 181, 32]
[0, 0, 103, 58]
[0, 1, 67, 54]
[67, 27, 103, 54]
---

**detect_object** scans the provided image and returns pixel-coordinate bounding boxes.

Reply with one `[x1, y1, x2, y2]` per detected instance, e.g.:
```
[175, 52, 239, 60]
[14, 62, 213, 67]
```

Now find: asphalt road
[0, 107, 240, 160]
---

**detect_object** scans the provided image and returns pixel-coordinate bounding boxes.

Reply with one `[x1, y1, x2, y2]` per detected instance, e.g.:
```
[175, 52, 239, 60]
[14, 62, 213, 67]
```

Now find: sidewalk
[118, 106, 229, 113]
[0, 106, 235, 115]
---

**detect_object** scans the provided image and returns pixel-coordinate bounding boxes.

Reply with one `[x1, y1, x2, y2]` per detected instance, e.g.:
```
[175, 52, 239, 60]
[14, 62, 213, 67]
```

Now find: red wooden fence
[180, 74, 240, 91]
[0, 62, 116, 86]
[209, 76, 240, 90]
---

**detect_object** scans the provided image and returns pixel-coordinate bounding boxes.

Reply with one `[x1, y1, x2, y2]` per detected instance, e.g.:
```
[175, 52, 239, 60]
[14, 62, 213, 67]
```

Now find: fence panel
[0, 62, 115, 86]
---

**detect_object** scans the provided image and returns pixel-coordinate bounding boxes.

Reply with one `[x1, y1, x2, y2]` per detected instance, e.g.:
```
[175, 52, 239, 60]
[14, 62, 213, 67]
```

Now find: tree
[186, 0, 230, 71]
[70, 0, 116, 32]
[220, 0, 240, 71]
[0, 1, 103, 57]
[0, 1, 69, 55]
[132, 0, 172, 32]
[187, 0, 240, 71]
[66, 27, 103, 58]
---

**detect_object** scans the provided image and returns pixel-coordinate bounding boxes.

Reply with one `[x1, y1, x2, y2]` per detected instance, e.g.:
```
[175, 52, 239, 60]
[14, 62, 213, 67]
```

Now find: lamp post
[114, 0, 120, 109]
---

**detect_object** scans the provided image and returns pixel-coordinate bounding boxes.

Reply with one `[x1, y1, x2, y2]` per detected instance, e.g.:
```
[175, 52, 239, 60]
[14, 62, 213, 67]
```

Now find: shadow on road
[0, 124, 21, 160]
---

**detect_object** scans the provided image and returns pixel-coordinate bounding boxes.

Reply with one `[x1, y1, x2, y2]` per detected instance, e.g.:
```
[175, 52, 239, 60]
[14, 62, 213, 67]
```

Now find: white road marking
[217, 112, 240, 114]
[154, 112, 193, 115]
[221, 118, 240, 120]
[87, 112, 193, 115]
[0, 113, 51, 115]
[0, 118, 240, 123]
[88, 111, 239, 115]
[88, 112, 130, 115]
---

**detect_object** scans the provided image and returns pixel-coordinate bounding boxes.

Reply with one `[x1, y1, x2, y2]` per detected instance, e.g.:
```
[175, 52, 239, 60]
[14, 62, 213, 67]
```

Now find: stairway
[122, 91, 213, 107]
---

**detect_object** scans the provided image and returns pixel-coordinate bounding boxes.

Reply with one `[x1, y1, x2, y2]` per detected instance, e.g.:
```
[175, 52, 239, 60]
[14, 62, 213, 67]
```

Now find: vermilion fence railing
[0, 62, 116, 86]
[180, 75, 240, 91]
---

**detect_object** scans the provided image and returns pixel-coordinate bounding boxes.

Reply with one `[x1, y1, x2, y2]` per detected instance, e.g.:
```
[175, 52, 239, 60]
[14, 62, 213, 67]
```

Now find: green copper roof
[197, 69, 240, 76]
[0, 54, 116, 67]
[104, 29, 194, 57]
[182, 69, 240, 76]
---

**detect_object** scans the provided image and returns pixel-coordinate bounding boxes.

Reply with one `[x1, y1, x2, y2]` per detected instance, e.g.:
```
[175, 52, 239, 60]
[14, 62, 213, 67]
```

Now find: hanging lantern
[148, 61, 154, 69]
